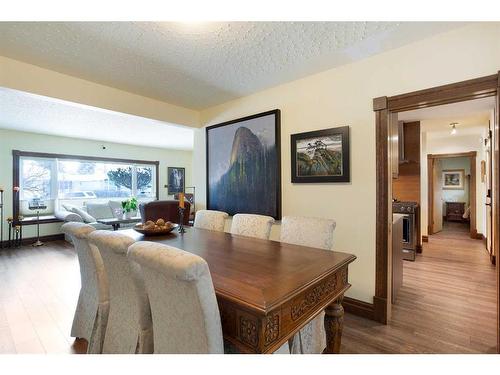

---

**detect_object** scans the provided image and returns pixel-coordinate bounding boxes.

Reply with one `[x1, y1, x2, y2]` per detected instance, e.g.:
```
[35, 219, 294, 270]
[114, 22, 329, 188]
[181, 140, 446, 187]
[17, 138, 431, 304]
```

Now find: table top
[97, 217, 142, 225]
[121, 227, 356, 314]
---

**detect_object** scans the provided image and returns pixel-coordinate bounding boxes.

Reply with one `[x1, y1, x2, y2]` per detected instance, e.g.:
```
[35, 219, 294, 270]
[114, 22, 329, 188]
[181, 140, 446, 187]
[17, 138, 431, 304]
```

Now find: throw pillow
[62, 204, 96, 223]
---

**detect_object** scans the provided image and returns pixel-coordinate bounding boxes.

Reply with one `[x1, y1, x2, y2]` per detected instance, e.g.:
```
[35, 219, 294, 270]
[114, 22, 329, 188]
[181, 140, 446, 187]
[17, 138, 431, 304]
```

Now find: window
[20, 157, 55, 201]
[14, 151, 159, 219]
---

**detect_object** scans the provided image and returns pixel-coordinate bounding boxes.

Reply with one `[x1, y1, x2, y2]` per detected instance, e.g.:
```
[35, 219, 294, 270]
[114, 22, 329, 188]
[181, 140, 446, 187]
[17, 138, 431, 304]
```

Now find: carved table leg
[323, 296, 344, 354]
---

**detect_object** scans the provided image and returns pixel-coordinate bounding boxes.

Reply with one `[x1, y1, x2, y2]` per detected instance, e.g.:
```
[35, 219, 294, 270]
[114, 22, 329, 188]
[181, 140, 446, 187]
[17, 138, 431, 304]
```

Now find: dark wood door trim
[428, 156, 435, 235]
[374, 73, 499, 349]
[428, 151, 477, 159]
[427, 152, 477, 238]
[387, 74, 498, 112]
[373, 98, 390, 324]
[496, 71, 500, 352]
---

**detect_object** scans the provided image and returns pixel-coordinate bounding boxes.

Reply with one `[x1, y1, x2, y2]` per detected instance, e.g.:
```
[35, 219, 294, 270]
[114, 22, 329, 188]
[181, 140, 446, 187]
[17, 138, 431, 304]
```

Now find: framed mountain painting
[291, 126, 350, 183]
[206, 109, 281, 219]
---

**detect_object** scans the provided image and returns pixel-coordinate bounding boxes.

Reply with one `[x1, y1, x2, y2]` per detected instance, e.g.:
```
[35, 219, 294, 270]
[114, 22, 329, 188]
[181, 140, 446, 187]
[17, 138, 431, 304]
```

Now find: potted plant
[121, 197, 138, 219]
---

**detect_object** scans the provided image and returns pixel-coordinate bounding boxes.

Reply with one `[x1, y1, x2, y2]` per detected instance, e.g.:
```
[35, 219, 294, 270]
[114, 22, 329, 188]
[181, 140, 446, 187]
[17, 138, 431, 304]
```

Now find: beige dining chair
[230, 213, 275, 240]
[127, 241, 224, 353]
[280, 216, 336, 354]
[193, 209, 229, 232]
[88, 231, 153, 354]
[62, 222, 109, 354]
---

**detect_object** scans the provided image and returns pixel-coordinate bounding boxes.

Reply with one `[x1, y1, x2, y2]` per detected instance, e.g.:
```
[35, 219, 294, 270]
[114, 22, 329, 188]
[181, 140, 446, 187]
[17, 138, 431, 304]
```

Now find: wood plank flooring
[0, 222, 496, 353]
[0, 241, 84, 353]
[341, 221, 497, 353]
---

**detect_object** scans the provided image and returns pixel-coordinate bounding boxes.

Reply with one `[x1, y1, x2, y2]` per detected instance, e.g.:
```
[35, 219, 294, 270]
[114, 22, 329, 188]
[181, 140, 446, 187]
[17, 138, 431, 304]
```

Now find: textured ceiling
[0, 22, 464, 109]
[0, 88, 194, 150]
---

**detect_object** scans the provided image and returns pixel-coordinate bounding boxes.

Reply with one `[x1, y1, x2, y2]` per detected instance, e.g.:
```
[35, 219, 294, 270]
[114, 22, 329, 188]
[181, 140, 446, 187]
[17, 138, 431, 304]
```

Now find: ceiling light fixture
[450, 122, 458, 135]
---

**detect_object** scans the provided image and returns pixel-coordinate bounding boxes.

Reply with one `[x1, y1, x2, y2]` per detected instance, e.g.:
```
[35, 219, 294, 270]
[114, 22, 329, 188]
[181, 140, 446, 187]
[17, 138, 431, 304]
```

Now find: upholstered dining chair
[61, 222, 109, 354]
[280, 216, 336, 354]
[127, 241, 224, 354]
[88, 231, 153, 354]
[230, 213, 275, 240]
[139, 200, 191, 225]
[193, 209, 229, 232]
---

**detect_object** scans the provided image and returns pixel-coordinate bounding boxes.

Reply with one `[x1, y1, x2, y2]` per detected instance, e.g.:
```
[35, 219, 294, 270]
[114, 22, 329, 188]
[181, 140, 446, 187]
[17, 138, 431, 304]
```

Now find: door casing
[373, 73, 500, 353]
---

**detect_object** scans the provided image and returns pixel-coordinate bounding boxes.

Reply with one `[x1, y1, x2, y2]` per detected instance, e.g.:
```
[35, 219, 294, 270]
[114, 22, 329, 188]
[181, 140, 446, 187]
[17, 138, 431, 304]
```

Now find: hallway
[341, 225, 497, 353]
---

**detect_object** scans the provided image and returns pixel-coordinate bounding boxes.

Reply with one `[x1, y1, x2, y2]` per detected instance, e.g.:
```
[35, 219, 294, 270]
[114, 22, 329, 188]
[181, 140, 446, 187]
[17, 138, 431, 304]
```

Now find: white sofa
[56, 201, 139, 230]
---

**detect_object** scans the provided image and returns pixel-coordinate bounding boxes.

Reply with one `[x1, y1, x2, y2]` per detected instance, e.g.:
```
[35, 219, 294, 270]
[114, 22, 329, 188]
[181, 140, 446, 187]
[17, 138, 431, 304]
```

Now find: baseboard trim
[0, 234, 65, 249]
[343, 297, 375, 321]
[422, 235, 429, 243]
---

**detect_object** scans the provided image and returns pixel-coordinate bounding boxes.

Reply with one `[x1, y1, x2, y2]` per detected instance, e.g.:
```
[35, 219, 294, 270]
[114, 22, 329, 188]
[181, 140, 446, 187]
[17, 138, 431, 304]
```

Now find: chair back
[61, 222, 107, 303]
[139, 200, 191, 225]
[88, 230, 153, 353]
[128, 241, 223, 354]
[193, 210, 228, 232]
[230, 213, 274, 239]
[280, 216, 336, 250]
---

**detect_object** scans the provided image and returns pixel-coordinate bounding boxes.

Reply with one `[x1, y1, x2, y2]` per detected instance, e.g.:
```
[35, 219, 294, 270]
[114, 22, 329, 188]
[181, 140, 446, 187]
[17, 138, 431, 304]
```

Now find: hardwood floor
[0, 225, 496, 354]
[341, 221, 497, 353]
[0, 241, 85, 353]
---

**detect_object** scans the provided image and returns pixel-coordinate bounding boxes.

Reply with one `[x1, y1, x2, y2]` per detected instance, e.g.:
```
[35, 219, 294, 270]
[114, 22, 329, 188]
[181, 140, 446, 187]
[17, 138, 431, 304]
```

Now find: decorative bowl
[133, 223, 179, 236]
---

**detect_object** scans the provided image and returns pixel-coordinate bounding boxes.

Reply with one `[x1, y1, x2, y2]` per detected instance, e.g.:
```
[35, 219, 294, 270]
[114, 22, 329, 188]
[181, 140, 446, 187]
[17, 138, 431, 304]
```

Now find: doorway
[372, 73, 500, 353]
[428, 152, 477, 238]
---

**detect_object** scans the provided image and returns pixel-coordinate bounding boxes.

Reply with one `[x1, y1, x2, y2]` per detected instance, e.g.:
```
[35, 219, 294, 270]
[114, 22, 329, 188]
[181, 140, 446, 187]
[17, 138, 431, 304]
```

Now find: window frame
[13, 150, 159, 224]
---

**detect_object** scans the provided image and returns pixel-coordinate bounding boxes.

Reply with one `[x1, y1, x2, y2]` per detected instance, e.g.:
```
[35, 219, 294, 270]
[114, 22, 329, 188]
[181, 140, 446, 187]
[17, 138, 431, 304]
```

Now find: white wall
[421, 130, 488, 236]
[192, 23, 500, 303]
[0, 128, 193, 241]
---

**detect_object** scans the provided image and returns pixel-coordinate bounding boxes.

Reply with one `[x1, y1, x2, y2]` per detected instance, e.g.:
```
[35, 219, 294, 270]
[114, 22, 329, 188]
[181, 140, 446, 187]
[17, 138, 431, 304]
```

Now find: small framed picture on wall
[167, 167, 185, 195]
[290, 126, 350, 183]
[442, 169, 465, 190]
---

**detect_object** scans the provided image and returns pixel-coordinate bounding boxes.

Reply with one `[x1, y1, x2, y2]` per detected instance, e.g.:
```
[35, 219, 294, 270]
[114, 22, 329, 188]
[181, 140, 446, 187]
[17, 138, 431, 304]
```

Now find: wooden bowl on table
[133, 219, 178, 236]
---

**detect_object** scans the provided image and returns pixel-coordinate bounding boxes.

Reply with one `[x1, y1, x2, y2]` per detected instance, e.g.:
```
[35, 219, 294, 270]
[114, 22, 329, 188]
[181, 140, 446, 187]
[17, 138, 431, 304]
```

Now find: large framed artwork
[442, 169, 465, 190]
[206, 109, 281, 219]
[291, 126, 350, 183]
[167, 167, 185, 194]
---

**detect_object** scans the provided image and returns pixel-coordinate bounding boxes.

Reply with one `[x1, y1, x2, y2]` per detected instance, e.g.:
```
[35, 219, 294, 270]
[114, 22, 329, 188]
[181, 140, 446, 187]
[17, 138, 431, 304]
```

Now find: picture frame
[442, 169, 465, 190]
[291, 126, 350, 183]
[206, 109, 281, 219]
[167, 167, 185, 195]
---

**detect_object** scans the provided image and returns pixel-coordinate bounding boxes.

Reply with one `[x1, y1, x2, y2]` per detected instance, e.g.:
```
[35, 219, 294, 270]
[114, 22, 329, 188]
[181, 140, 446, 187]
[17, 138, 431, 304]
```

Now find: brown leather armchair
[139, 200, 191, 225]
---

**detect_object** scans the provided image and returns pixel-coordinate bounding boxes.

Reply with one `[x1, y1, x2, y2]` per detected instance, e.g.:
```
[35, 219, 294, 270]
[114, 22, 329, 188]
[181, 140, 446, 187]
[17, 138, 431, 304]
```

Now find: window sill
[16, 216, 62, 226]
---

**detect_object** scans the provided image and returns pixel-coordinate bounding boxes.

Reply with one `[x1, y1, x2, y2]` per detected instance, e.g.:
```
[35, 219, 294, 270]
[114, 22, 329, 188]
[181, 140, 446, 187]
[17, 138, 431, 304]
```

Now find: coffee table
[97, 217, 142, 231]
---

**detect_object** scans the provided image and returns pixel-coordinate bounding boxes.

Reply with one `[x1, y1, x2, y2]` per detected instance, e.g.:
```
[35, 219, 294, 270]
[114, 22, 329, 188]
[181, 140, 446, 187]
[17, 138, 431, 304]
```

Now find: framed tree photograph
[291, 126, 350, 183]
[206, 109, 281, 219]
[442, 169, 465, 190]
[167, 167, 185, 195]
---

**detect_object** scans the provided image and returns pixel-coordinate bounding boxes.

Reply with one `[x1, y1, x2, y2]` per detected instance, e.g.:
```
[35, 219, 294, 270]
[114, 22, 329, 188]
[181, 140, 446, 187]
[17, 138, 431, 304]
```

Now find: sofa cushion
[86, 202, 114, 220]
[62, 204, 96, 223]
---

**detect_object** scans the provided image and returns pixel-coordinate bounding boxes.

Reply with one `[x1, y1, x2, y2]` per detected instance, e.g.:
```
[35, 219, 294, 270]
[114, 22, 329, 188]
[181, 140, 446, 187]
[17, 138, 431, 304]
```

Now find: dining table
[122, 226, 356, 354]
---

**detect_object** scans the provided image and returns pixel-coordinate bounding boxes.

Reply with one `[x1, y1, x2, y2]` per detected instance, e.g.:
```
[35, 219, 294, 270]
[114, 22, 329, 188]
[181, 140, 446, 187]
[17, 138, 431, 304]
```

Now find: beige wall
[0, 56, 200, 127]
[193, 23, 500, 303]
[0, 128, 193, 241]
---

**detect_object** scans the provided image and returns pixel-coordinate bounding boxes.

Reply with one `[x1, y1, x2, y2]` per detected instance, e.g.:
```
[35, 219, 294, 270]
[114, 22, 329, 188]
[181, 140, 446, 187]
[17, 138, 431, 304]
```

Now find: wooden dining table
[122, 226, 356, 354]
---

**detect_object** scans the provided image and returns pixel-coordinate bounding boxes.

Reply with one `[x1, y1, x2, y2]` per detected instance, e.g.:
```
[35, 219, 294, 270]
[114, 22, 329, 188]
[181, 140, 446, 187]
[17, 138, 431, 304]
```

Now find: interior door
[433, 158, 444, 233]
